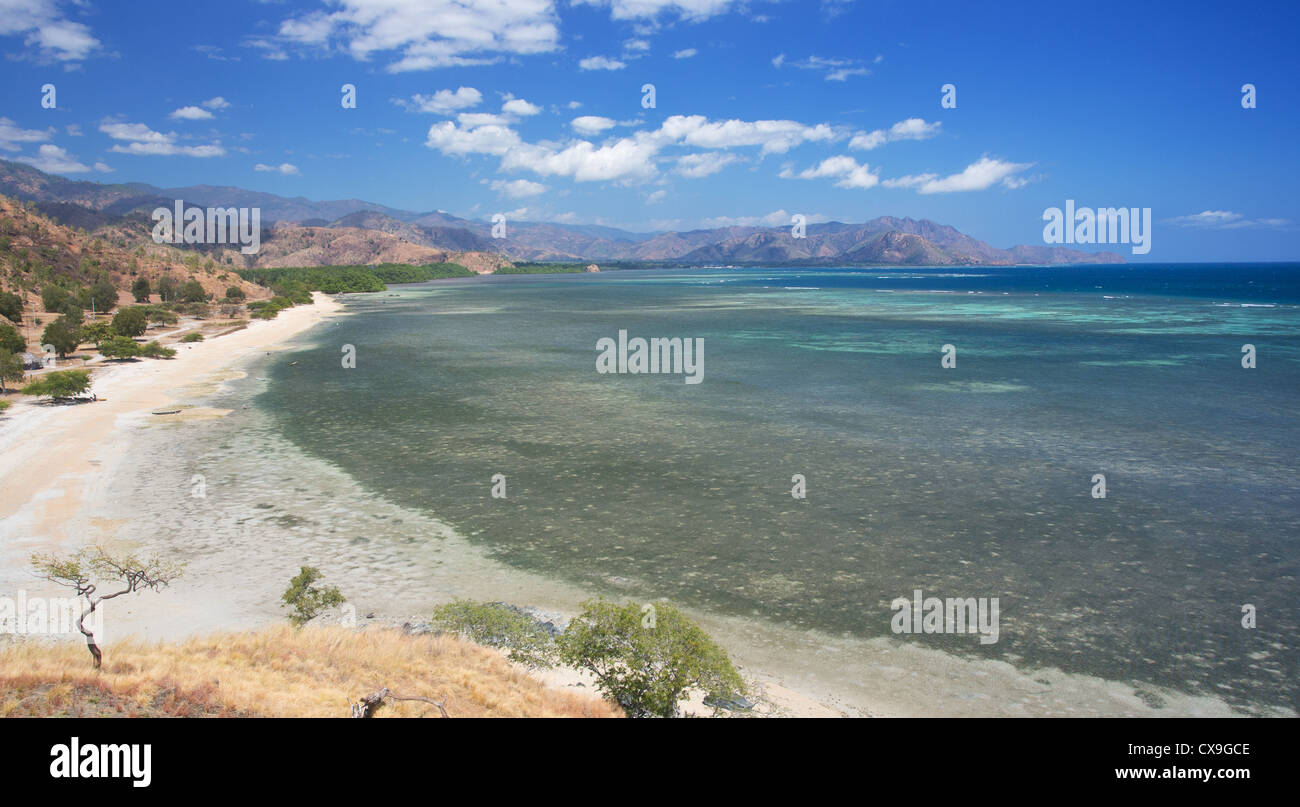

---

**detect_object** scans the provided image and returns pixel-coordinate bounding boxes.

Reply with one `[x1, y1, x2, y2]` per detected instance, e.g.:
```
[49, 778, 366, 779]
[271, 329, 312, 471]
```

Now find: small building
[21, 352, 42, 370]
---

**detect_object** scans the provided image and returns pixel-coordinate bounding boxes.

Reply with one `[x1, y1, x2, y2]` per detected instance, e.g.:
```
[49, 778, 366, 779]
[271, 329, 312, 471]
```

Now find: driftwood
[351, 688, 450, 718]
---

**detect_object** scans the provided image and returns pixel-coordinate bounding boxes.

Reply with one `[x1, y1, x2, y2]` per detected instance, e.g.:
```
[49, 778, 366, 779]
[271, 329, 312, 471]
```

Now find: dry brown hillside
[0, 624, 619, 718]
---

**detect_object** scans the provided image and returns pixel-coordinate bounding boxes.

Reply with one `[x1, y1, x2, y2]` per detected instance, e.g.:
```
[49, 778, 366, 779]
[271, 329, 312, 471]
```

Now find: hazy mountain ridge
[0, 160, 1124, 267]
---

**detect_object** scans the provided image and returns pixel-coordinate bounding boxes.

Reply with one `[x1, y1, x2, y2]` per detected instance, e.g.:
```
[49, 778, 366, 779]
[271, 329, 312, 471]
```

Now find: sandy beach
[0, 290, 1262, 719]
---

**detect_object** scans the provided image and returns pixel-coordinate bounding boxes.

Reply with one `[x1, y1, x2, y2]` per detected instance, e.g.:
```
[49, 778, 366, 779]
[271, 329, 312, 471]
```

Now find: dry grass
[0, 624, 620, 718]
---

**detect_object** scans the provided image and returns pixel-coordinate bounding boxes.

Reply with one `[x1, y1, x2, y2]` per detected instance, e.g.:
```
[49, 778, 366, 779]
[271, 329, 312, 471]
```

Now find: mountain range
[0, 159, 1123, 270]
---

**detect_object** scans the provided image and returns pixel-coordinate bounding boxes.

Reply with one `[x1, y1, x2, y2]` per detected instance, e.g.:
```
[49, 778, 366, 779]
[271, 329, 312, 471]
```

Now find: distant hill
[0, 159, 1124, 267]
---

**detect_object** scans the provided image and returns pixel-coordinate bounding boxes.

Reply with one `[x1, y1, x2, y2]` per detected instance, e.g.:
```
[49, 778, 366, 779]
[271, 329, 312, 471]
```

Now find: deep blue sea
[259, 263, 1300, 713]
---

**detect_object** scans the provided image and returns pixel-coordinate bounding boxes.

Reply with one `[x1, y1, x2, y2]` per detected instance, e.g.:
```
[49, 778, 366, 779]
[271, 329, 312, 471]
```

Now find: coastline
[0, 290, 1268, 718]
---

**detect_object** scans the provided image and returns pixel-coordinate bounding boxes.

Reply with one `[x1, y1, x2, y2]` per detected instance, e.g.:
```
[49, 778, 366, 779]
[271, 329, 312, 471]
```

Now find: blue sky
[0, 0, 1296, 260]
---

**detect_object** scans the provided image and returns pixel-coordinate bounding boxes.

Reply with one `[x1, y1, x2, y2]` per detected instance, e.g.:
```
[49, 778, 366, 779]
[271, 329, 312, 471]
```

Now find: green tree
[0, 291, 22, 323]
[79, 278, 118, 313]
[558, 600, 747, 718]
[281, 566, 345, 627]
[111, 306, 148, 337]
[31, 547, 183, 669]
[131, 276, 152, 303]
[430, 600, 558, 669]
[0, 349, 24, 393]
[21, 369, 91, 401]
[0, 323, 24, 354]
[98, 335, 141, 360]
[41, 285, 69, 313]
[40, 316, 81, 357]
[79, 320, 113, 347]
[156, 274, 177, 302]
[224, 286, 246, 302]
[179, 279, 207, 303]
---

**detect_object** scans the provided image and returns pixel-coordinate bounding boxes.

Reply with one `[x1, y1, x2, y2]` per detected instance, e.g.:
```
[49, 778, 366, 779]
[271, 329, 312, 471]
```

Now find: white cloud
[202, 96, 231, 110]
[623, 38, 650, 52]
[780, 155, 879, 189]
[658, 114, 836, 154]
[777, 54, 869, 81]
[169, 106, 214, 120]
[425, 120, 523, 156]
[500, 133, 661, 182]
[701, 209, 822, 228]
[254, 162, 300, 175]
[849, 118, 941, 150]
[571, 116, 616, 135]
[13, 144, 97, 173]
[575, 0, 743, 22]
[274, 0, 560, 72]
[672, 48, 697, 59]
[1165, 210, 1290, 229]
[675, 152, 741, 178]
[771, 53, 785, 68]
[579, 55, 626, 71]
[645, 189, 666, 204]
[458, 112, 514, 127]
[99, 120, 227, 157]
[0, 117, 53, 151]
[0, 0, 100, 61]
[883, 156, 1032, 193]
[489, 178, 547, 198]
[567, 100, 583, 109]
[501, 96, 542, 116]
[400, 86, 483, 114]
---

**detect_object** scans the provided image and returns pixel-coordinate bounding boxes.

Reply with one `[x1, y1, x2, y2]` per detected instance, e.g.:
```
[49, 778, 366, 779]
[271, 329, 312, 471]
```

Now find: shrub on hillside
[430, 600, 559, 670]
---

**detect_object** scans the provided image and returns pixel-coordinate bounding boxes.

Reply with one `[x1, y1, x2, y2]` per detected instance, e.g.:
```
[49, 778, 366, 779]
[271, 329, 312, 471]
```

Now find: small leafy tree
[0, 291, 22, 323]
[179, 279, 207, 303]
[99, 335, 141, 360]
[0, 323, 24, 354]
[40, 316, 80, 357]
[224, 286, 246, 302]
[79, 320, 113, 347]
[156, 274, 177, 302]
[31, 547, 184, 669]
[281, 566, 345, 627]
[79, 278, 118, 313]
[111, 306, 148, 337]
[131, 276, 151, 303]
[558, 600, 746, 718]
[0, 349, 23, 393]
[430, 599, 558, 669]
[41, 284, 69, 313]
[21, 369, 91, 401]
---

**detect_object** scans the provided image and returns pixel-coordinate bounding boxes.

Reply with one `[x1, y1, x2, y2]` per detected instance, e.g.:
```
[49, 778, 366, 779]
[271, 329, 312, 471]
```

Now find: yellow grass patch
[0, 624, 619, 718]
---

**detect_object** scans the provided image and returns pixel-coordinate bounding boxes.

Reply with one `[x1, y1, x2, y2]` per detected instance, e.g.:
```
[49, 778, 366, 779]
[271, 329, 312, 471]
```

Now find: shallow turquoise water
[258, 264, 1300, 713]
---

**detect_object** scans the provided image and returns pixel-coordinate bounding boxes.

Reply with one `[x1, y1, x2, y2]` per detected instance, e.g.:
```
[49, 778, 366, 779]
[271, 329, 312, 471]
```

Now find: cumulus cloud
[849, 118, 941, 150]
[883, 156, 1032, 193]
[274, 0, 560, 72]
[203, 97, 231, 110]
[781, 155, 879, 189]
[0, 0, 100, 61]
[579, 55, 626, 70]
[672, 48, 697, 59]
[13, 144, 102, 173]
[501, 96, 541, 116]
[254, 162, 300, 175]
[488, 178, 547, 198]
[169, 106, 214, 121]
[571, 116, 617, 135]
[398, 86, 483, 114]
[99, 120, 226, 157]
[0, 117, 53, 151]
[659, 114, 836, 154]
[675, 152, 741, 178]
